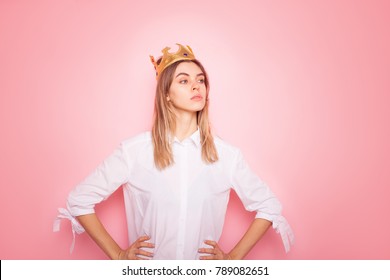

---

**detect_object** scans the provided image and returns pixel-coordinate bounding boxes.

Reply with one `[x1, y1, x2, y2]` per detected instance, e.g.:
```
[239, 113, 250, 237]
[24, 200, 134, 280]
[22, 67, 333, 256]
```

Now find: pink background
[1, 0, 389, 259]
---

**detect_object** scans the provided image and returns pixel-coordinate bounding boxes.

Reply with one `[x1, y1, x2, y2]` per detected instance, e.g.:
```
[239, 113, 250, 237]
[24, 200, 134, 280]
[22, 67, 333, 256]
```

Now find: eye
[179, 79, 188, 84]
[198, 78, 205, 84]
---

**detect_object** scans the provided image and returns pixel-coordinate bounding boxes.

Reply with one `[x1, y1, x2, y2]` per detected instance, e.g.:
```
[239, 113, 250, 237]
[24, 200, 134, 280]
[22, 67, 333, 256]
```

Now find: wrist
[115, 249, 125, 260]
[228, 251, 241, 260]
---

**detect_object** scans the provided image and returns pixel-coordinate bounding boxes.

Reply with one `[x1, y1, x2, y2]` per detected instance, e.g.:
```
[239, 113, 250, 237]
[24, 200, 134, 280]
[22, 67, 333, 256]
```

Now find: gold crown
[150, 43, 196, 79]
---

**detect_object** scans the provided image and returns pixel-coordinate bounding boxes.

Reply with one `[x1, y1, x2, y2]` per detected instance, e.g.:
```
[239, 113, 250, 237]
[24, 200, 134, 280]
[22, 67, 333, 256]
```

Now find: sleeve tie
[272, 215, 295, 253]
[53, 208, 85, 253]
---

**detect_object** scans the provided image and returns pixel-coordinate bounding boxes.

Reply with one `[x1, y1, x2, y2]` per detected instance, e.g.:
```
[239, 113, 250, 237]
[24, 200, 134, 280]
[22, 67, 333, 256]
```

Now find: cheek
[169, 90, 186, 104]
[167, 87, 178, 99]
[171, 86, 188, 97]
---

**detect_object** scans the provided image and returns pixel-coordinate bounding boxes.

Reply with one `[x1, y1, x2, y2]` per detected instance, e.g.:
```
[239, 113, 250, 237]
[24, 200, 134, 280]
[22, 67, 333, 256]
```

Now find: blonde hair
[151, 59, 219, 169]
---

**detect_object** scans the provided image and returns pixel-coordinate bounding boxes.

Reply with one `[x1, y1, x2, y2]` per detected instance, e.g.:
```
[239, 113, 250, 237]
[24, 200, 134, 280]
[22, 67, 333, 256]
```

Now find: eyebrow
[175, 72, 205, 78]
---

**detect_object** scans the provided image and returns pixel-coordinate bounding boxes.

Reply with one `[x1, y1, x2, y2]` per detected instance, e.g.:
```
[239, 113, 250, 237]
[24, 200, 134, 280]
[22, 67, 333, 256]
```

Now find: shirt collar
[172, 128, 201, 148]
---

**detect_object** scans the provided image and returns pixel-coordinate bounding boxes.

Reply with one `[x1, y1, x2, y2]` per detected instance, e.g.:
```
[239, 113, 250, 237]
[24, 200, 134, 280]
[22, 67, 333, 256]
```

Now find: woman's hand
[118, 236, 155, 260]
[198, 240, 231, 260]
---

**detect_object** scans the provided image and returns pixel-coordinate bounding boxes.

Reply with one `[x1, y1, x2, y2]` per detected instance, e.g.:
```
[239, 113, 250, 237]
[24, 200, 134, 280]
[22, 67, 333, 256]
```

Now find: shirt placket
[176, 143, 189, 259]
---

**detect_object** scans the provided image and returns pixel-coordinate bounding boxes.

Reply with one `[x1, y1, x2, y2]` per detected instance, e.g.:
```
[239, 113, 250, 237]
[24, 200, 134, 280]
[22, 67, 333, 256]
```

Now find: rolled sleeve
[230, 150, 294, 252]
[67, 143, 130, 216]
[54, 142, 130, 252]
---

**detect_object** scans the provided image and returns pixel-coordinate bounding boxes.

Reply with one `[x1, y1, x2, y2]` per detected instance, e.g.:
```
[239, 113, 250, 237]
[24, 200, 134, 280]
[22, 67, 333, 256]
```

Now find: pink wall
[1, 0, 389, 259]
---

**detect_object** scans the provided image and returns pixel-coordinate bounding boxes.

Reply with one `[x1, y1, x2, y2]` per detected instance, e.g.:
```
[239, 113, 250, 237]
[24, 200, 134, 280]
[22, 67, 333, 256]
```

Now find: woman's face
[167, 61, 207, 115]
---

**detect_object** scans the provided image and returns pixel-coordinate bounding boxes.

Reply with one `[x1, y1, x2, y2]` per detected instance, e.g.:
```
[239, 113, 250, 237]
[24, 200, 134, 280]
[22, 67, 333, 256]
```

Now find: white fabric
[53, 207, 85, 253]
[55, 130, 294, 259]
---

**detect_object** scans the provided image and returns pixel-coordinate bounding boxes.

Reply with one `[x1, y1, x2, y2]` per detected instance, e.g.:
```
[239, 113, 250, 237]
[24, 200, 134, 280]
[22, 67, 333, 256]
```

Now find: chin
[194, 103, 206, 111]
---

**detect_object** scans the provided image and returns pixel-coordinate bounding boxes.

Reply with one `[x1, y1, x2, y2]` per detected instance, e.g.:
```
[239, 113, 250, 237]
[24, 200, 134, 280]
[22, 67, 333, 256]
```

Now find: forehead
[174, 61, 203, 76]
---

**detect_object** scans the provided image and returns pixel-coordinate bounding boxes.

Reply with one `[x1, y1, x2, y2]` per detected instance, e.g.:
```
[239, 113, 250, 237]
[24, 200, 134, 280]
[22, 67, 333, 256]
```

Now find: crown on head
[150, 43, 196, 79]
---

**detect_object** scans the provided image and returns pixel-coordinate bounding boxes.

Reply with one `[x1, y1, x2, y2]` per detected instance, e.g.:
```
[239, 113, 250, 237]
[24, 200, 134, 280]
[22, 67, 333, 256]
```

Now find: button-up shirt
[54, 130, 294, 259]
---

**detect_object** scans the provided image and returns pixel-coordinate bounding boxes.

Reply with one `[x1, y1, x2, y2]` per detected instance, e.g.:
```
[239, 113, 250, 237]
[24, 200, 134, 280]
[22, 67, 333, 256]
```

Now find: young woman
[54, 44, 294, 260]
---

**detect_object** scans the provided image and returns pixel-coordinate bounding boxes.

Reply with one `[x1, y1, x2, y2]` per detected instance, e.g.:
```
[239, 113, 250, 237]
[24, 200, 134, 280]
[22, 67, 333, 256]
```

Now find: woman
[54, 43, 294, 260]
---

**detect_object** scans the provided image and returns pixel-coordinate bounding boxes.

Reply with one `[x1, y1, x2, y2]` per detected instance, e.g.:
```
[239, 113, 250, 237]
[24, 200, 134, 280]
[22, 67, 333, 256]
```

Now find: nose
[192, 82, 200, 91]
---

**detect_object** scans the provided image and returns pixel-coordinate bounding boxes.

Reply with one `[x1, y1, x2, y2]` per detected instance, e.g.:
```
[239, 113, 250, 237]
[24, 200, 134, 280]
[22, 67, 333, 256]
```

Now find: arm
[231, 149, 294, 253]
[198, 218, 271, 260]
[198, 149, 293, 259]
[63, 143, 152, 259]
[77, 213, 122, 259]
[228, 218, 271, 259]
[77, 213, 154, 260]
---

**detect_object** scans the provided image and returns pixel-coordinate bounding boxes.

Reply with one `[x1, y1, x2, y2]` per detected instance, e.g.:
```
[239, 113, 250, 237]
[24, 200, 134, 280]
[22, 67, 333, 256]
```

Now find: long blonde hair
[151, 59, 219, 169]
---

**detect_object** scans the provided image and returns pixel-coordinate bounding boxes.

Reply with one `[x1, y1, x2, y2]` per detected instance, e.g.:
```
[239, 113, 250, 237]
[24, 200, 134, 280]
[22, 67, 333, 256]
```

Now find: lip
[191, 94, 203, 101]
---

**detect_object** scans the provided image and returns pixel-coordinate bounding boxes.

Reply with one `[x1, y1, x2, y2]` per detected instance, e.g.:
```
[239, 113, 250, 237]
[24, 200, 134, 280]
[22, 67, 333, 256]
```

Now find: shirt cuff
[256, 212, 295, 253]
[53, 208, 86, 253]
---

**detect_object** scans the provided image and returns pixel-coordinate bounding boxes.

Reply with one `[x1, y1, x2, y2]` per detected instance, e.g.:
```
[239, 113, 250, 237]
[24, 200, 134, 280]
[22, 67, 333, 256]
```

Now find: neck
[173, 111, 198, 141]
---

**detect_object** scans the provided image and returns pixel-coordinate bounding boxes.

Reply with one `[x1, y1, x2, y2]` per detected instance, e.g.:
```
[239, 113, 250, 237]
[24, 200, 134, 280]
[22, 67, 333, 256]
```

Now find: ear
[166, 95, 171, 102]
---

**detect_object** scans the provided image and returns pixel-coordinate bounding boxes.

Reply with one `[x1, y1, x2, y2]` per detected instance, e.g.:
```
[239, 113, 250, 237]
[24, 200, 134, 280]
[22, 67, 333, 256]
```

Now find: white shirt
[54, 130, 294, 259]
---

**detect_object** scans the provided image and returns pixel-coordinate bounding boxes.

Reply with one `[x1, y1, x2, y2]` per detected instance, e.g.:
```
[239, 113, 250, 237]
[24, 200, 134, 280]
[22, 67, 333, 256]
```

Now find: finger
[199, 255, 216, 260]
[138, 241, 155, 248]
[136, 249, 154, 257]
[204, 240, 217, 247]
[137, 236, 151, 242]
[136, 256, 151, 260]
[198, 248, 215, 255]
